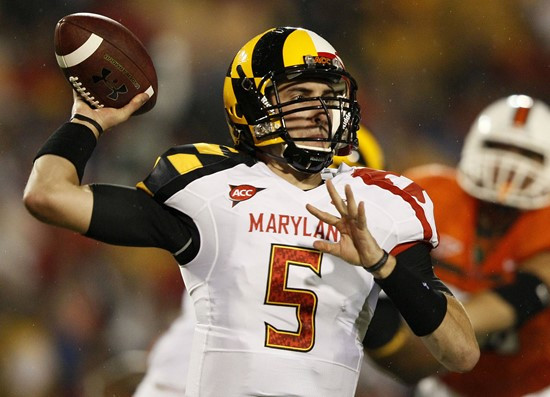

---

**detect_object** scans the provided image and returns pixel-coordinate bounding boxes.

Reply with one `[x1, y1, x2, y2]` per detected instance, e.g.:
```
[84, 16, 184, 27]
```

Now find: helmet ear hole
[234, 105, 243, 118]
[227, 104, 243, 119]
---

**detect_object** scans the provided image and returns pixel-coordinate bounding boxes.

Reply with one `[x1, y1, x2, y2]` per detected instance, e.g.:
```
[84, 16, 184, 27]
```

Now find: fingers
[308, 180, 366, 228]
[344, 184, 358, 219]
[306, 203, 340, 225]
[357, 201, 367, 230]
[106, 93, 150, 124]
[326, 180, 362, 221]
[69, 91, 150, 132]
[326, 179, 347, 215]
[71, 91, 148, 115]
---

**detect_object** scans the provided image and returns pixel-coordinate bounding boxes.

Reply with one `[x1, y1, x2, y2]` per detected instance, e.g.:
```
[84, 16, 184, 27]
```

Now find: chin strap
[282, 143, 333, 173]
[254, 144, 333, 174]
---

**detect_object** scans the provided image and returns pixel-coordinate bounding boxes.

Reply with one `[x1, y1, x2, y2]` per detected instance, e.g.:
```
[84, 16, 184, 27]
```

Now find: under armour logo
[92, 68, 128, 101]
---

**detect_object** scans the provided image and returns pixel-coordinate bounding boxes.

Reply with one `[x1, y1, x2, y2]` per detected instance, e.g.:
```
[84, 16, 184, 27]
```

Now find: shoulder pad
[351, 167, 400, 185]
[352, 167, 438, 248]
[137, 143, 255, 200]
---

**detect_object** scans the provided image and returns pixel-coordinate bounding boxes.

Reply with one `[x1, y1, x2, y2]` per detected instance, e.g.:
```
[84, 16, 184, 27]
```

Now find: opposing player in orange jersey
[364, 95, 550, 397]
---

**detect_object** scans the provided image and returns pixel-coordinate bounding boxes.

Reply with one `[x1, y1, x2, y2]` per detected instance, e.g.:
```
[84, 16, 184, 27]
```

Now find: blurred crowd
[0, 0, 548, 396]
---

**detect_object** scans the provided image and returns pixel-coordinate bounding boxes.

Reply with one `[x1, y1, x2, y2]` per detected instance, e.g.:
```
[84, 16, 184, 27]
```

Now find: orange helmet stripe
[513, 106, 531, 126]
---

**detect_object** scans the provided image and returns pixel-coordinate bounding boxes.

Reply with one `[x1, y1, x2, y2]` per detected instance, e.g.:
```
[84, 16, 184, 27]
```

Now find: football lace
[69, 76, 104, 109]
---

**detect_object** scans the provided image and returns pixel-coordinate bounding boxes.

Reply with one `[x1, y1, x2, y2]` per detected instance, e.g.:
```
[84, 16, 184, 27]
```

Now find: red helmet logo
[229, 184, 265, 207]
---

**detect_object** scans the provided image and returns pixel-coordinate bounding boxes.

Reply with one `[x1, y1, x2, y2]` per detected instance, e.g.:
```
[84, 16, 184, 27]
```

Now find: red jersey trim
[390, 241, 419, 256]
[352, 168, 433, 241]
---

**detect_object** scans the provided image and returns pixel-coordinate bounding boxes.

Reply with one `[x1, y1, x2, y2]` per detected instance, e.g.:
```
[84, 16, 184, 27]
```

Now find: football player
[24, 27, 478, 397]
[364, 95, 550, 397]
[131, 123, 385, 397]
[132, 123, 386, 397]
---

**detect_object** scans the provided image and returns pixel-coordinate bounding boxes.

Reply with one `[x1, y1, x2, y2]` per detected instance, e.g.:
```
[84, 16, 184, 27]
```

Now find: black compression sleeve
[398, 243, 452, 296]
[85, 184, 200, 264]
[375, 243, 451, 336]
[34, 122, 97, 182]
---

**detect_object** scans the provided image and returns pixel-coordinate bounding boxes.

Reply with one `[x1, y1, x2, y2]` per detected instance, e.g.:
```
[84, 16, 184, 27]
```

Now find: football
[54, 12, 158, 115]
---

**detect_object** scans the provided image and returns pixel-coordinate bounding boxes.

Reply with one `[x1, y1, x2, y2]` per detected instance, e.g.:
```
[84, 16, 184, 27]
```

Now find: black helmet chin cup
[282, 142, 333, 173]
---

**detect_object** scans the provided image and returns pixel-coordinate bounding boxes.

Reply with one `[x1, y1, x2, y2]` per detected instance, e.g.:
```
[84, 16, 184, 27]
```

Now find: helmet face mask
[457, 95, 550, 210]
[223, 27, 360, 173]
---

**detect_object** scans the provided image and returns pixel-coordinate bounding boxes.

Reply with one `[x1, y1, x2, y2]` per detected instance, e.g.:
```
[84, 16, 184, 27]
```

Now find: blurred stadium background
[0, 0, 548, 396]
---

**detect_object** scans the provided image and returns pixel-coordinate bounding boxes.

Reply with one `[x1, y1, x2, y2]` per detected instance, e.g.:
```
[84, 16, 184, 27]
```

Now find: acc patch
[229, 184, 265, 207]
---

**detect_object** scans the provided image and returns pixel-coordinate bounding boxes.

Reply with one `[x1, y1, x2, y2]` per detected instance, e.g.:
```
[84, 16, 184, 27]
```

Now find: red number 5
[264, 244, 322, 352]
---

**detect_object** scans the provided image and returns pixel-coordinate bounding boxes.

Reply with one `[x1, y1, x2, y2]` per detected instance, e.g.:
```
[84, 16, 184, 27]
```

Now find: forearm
[421, 295, 479, 372]
[463, 291, 516, 338]
[465, 257, 550, 342]
[24, 93, 150, 231]
[24, 119, 100, 232]
[366, 297, 478, 378]
[372, 245, 479, 372]
[24, 152, 94, 233]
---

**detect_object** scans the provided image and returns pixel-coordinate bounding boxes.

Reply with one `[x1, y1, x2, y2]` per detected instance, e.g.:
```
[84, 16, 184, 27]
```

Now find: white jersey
[133, 294, 195, 396]
[137, 144, 437, 397]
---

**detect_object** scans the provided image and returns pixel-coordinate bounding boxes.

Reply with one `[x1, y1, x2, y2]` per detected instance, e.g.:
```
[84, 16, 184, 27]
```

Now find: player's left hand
[306, 179, 385, 268]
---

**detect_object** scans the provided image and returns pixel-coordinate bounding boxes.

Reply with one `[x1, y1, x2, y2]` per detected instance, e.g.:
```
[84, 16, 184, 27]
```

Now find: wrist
[34, 122, 97, 183]
[364, 250, 396, 279]
[369, 254, 396, 279]
[70, 114, 103, 138]
[375, 257, 448, 336]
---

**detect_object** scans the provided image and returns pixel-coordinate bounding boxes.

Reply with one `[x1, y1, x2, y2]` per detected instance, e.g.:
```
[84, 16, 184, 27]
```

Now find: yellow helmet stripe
[283, 29, 317, 67]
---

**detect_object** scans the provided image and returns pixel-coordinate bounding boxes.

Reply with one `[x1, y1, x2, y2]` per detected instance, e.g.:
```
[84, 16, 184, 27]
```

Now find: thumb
[313, 240, 336, 254]
[123, 92, 150, 116]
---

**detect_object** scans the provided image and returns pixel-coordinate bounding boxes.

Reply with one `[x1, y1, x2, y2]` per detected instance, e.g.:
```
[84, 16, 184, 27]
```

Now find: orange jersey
[406, 164, 550, 397]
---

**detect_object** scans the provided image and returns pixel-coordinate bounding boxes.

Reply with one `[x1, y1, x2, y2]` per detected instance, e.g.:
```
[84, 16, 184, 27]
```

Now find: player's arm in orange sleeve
[464, 251, 550, 340]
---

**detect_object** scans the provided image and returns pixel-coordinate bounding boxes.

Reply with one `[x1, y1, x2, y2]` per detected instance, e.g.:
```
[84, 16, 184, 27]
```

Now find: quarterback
[132, 124, 385, 397]
[24, 27, 478, 396]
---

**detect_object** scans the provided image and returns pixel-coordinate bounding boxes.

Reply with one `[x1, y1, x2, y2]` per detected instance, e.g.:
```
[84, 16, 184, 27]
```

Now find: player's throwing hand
[70, 91, 150, 136]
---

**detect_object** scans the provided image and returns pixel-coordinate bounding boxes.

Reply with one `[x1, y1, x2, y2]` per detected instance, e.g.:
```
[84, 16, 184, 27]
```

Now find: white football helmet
[457, 95, 550, 210]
